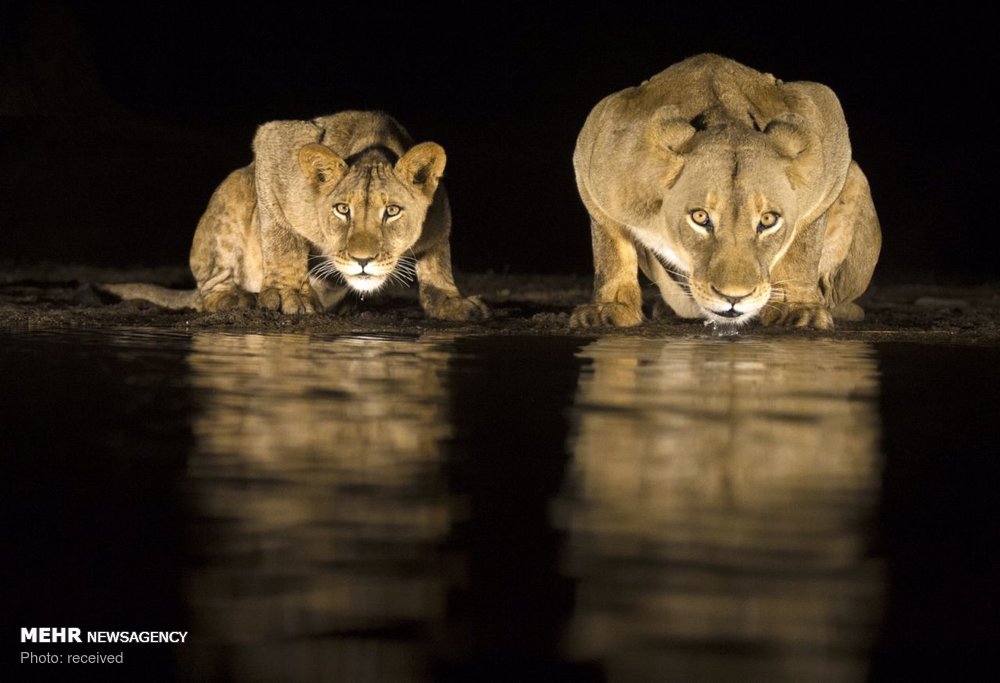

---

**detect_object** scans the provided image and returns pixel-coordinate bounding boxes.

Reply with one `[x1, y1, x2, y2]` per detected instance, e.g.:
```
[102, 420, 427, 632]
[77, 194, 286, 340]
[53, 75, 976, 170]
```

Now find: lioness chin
[103, 111, 489, 321]
[571, 54, 881, 330]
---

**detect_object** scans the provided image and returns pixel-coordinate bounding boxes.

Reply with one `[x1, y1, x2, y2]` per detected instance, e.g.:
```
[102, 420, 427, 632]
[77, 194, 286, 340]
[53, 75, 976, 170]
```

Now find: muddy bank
[1, 262, 998, 344]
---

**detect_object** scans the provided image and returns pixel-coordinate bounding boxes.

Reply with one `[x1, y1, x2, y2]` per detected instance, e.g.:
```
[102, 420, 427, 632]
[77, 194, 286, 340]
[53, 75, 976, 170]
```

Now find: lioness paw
[570, 302, 643, 328]
[427, 295, 491, 322]
[760, 303, 834, 330]
[259, 286, 321, 315]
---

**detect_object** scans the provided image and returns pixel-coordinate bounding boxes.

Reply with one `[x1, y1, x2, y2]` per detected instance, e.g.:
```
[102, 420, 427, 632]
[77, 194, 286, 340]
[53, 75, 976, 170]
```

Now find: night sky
[2, 1, 996, 282]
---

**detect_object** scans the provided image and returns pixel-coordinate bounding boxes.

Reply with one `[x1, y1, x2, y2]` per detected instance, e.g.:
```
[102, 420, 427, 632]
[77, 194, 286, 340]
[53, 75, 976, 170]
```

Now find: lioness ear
[764, 113, 808, 158]
[649, 105, 697, 151]
[647, 105, 696, 189]
[396, 142, 446, 198]
[297, 144, 347, 189]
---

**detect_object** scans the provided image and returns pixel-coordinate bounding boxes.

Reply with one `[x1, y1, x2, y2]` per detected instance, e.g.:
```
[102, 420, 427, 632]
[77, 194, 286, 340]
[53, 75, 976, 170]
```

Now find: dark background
[1, 1, 996, 282]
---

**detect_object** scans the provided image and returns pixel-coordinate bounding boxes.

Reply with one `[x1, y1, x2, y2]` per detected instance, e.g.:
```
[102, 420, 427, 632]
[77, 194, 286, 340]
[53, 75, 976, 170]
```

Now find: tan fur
[571, 54, 881, 329]
[104, 111, 488, 320]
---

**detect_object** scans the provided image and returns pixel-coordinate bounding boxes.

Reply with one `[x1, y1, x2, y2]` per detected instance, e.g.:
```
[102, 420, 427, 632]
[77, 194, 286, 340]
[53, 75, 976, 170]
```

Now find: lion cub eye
[333, 203, 351, 218]
[757, 211, 783, 234]
[687, 209, 714, 234]
[384, 205, 402, 220]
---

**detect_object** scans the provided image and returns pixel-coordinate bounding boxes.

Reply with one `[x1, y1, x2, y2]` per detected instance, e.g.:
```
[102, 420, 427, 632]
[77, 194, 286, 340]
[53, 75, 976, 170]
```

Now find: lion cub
[105, 111, 488, 320]
[571, 54, 881, 329]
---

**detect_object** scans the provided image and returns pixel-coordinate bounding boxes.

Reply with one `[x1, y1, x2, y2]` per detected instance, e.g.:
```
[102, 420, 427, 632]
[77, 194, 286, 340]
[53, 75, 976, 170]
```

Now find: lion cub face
[650, 132, 801, 325]
[298, 143, 446, 293]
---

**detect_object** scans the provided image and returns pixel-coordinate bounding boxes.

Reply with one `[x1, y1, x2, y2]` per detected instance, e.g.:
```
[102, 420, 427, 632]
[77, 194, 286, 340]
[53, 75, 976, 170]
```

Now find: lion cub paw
[570, 302, 643, 328]
[259, 285, 321, 315]
[202, 288, 255, 313]
[427, 295, 491, 322]
[760, 303, 834, 330]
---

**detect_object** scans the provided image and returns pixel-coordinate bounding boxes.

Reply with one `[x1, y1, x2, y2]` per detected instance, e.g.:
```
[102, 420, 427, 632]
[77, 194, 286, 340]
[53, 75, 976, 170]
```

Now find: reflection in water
[560, 338, 883, 682]
[181, 332, 454, 683]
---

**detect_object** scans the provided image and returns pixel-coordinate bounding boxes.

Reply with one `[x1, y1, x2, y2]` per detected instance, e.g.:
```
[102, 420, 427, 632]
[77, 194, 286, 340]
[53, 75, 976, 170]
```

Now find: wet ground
[6, 265, 1000, 682]
[2, 263, 1000, 344]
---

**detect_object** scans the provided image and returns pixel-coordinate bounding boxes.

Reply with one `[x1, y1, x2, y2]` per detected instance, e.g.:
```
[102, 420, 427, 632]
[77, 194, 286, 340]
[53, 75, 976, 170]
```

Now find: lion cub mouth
[343, 257, 418, 294]
[309, 256, 392, 293]
[344, 272, 388, 293]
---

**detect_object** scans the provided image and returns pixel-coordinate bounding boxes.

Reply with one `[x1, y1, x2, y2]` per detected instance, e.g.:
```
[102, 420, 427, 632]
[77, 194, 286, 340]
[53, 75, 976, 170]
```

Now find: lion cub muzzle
[332, 250, 398, 292]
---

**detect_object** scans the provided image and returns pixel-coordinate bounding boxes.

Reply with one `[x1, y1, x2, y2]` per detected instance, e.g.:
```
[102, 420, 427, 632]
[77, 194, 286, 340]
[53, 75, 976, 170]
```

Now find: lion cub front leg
[415, 240, 489, 321]
[190, 167, 259, 312]
[257, 220, 321, 315]
[571, 218, 644, 327]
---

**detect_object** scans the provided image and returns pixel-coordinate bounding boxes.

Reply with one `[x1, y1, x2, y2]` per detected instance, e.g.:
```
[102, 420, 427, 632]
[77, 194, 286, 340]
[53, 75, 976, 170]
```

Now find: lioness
[571, 54, 881, 329]
[104, 111, 489, 320]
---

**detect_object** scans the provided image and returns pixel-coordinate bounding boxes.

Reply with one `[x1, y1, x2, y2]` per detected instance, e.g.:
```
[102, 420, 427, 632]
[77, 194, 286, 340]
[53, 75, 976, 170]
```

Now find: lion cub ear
[396, 142, 446, 198]
[647, 105, 696, 189]
[298, 144, 347, 189]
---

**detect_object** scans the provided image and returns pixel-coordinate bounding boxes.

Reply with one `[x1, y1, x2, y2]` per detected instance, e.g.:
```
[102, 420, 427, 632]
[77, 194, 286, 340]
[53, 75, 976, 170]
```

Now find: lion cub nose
[711, 285, 755, 304]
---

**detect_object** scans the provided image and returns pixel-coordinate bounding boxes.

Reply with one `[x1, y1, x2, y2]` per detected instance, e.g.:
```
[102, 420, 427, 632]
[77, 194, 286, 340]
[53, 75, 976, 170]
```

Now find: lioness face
[298, 143, 446, 293]
[656, 141, 799, 325]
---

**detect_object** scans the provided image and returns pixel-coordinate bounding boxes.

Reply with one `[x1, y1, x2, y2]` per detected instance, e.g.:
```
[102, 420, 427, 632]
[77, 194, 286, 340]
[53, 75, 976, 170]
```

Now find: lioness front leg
[257, 222, 321, 314]
[571, 218, 643, 327]
[818, 162, 881, 321]
[759, 218, 833, 329]
[415, 240, 490, 321]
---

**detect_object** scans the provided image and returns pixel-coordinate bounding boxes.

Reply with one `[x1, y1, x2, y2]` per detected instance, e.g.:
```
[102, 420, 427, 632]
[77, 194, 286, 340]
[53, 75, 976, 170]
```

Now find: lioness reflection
[181, 333, 454, 683]
[561, 338, 883, 682]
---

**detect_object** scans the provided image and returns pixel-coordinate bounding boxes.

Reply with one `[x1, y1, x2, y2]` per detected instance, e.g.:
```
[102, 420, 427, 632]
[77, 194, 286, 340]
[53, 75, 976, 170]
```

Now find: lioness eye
[689, 209, 713, 231]
[757, 211, 782, 233]
[334, 203, 350, 216]
[385, 205, 401, 217]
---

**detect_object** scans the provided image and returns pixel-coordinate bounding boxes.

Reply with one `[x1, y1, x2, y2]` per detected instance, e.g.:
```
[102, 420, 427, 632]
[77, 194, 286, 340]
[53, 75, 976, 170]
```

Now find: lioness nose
[711, 285, 754, 304]
[355, 257, 372, 269]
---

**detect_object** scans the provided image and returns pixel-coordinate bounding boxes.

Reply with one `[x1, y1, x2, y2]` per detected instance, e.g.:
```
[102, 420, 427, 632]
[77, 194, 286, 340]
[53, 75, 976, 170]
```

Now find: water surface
[5, 328, 998, 682]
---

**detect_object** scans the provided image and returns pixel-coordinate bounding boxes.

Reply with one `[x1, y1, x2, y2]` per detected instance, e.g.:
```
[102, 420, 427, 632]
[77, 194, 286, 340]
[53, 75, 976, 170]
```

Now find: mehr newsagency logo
[22, 627, 188, 643]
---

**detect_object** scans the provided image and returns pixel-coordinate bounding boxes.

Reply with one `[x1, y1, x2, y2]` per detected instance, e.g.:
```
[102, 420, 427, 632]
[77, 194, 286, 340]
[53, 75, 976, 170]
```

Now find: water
[5, 328, 998, 682]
